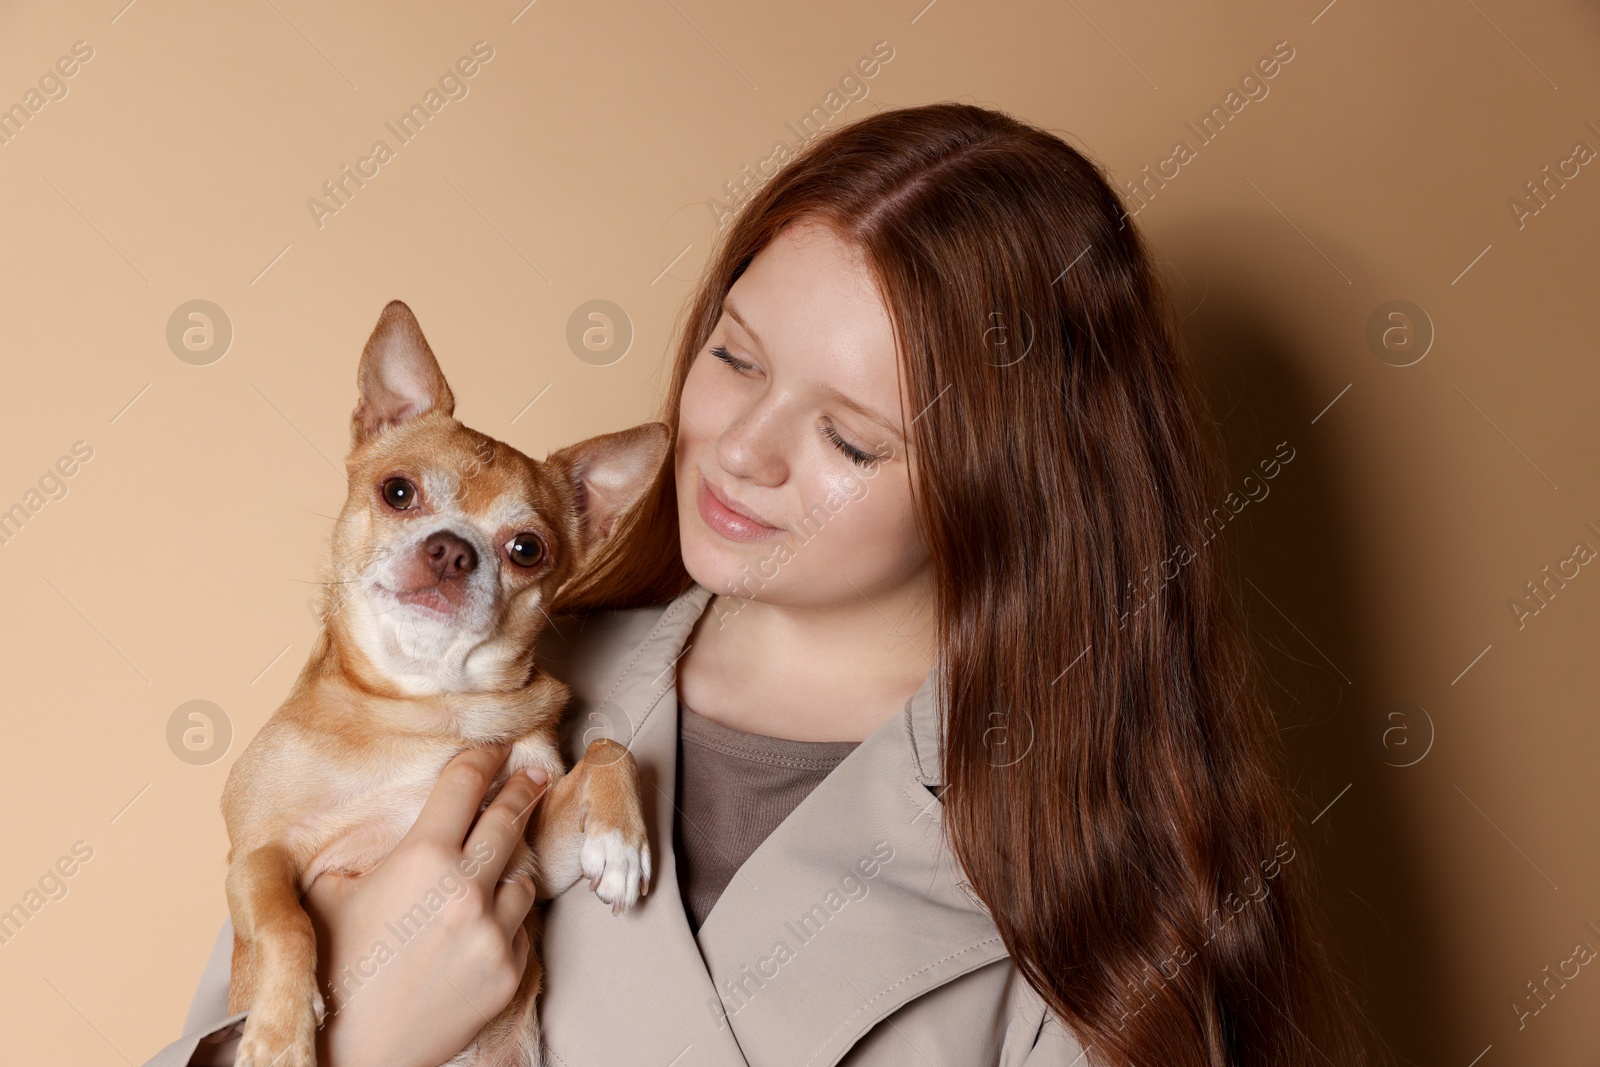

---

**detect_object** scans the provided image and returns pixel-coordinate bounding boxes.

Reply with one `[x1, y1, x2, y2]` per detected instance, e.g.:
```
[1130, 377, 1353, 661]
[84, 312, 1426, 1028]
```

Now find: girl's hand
[303, 745, 548, 1067]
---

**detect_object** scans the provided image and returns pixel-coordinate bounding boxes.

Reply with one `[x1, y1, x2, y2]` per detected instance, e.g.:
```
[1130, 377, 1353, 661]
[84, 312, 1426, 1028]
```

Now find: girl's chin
[683, 538, 779, 594]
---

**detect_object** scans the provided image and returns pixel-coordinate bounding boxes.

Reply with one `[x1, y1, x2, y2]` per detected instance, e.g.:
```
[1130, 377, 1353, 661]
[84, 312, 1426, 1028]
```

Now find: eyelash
[709, 343, 753, 373]
[709, 343, 880, 468]
[822, 423, 878, 467]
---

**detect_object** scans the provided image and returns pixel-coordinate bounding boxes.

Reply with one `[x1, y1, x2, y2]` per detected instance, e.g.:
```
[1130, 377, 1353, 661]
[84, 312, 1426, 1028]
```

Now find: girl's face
[674, 220, 928, 611]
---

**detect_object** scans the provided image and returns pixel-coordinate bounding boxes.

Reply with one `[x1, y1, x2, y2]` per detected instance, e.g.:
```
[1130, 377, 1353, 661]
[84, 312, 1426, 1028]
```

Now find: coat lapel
[691, 636, 1009, 1067]
[536, 581, 1008, 1067]
[538, 581, 752, 1066]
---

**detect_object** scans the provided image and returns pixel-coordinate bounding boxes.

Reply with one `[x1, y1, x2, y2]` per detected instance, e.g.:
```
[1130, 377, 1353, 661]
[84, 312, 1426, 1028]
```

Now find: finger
[493, 869, 539, 936]
[406, 745, 512, 848]
[465, 769, 549, 886]
[510, 922, 530, 971]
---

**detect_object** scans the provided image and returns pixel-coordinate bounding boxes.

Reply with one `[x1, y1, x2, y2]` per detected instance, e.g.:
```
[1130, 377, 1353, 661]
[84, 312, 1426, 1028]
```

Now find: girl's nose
[716, 406, 790, 488]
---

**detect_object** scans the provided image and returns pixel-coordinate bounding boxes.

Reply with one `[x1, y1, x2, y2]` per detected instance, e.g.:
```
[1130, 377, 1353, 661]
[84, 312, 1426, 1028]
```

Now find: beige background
[0, 0, 1595, 1062]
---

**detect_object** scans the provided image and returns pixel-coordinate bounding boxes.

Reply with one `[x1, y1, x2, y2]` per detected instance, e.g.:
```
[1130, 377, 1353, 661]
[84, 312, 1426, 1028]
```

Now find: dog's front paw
[579, 824, 651, 914]
[236, 996, 320, 1067]
[569, 739, 649, 915]
[570, 737, 650, 913]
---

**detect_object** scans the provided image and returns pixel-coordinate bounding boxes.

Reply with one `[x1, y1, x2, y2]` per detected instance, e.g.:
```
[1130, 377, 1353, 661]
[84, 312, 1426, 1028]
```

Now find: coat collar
[536, 581, 1006, 1067]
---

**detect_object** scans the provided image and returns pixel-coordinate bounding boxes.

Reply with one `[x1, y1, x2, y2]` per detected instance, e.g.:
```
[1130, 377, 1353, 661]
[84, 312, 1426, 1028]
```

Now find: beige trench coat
[142, 581, 1088, 1067]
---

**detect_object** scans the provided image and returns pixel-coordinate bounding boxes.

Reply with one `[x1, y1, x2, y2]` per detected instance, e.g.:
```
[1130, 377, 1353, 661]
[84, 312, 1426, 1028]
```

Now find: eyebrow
[720, 297, 905, 448]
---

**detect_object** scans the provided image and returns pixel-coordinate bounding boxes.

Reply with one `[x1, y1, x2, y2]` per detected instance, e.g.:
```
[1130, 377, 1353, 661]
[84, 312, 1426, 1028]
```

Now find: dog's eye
[506, 533, 545, 568]
[381, 477, 418, 509]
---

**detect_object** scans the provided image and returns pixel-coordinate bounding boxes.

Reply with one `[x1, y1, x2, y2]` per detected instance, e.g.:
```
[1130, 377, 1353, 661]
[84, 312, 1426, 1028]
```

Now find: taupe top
[674, 700, 861, 932]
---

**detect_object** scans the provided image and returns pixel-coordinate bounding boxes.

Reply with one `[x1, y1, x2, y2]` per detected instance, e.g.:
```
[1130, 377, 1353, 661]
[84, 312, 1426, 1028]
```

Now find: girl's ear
[350, 300, 456, 450]
[546, 422, 672, 570]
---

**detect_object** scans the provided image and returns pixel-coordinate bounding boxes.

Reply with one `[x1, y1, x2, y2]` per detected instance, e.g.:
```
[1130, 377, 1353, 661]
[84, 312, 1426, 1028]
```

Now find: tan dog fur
[220, 301, 667, 1066]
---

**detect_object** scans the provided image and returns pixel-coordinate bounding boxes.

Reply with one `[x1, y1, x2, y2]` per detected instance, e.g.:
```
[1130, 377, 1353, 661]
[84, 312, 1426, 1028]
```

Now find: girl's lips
[697, 474, 782, 543]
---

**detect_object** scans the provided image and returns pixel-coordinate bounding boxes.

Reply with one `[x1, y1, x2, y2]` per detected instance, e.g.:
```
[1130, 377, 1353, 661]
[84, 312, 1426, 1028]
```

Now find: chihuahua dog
[221, 300, 667, 1066]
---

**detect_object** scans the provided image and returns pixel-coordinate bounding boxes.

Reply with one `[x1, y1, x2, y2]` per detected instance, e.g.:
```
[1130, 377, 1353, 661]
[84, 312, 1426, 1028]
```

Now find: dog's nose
[422, 530, 478, 579]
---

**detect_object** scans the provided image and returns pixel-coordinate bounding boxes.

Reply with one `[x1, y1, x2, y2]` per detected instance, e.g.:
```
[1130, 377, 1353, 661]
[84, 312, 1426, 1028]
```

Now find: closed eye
[821, 422, 879, 467]
[710, 343, 754, 373]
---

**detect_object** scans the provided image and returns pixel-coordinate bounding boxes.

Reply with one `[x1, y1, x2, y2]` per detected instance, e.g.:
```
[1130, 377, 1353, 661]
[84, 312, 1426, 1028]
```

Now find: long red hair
[560, 102, 1375, 1066]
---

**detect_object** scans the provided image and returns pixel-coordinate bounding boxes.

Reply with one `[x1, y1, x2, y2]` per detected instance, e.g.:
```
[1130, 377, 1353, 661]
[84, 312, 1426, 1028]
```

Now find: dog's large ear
[351, 300, 455, 450]
[546, 421, 671, 573]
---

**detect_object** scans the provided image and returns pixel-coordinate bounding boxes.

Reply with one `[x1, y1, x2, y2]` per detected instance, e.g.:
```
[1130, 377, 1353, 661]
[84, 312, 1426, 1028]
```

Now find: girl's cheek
[685, 387, 742, 450]
[678, 359, 718, 423]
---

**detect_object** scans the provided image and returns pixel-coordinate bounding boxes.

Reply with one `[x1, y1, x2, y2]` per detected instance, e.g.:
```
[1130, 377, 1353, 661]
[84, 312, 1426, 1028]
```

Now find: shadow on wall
[1158, 212, 1452, 1065]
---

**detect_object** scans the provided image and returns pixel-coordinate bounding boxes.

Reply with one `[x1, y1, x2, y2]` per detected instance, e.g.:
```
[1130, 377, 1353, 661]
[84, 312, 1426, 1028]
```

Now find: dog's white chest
[294, 739, 562, 893]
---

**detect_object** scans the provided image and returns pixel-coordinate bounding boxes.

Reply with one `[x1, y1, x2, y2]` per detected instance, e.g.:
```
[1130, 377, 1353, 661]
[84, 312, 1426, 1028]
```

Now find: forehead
[726, 223, 906, 435]
[354, 419, 559, 522]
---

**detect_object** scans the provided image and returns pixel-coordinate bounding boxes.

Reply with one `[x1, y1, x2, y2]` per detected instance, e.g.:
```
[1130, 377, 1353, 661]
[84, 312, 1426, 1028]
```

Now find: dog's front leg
[529, 738, 649, 912]
[226, 843, 323, 1067]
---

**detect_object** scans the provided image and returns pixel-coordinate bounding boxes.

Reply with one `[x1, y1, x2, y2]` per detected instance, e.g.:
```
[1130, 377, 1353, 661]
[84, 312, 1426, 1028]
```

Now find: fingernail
[524, 766, 548, 785]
